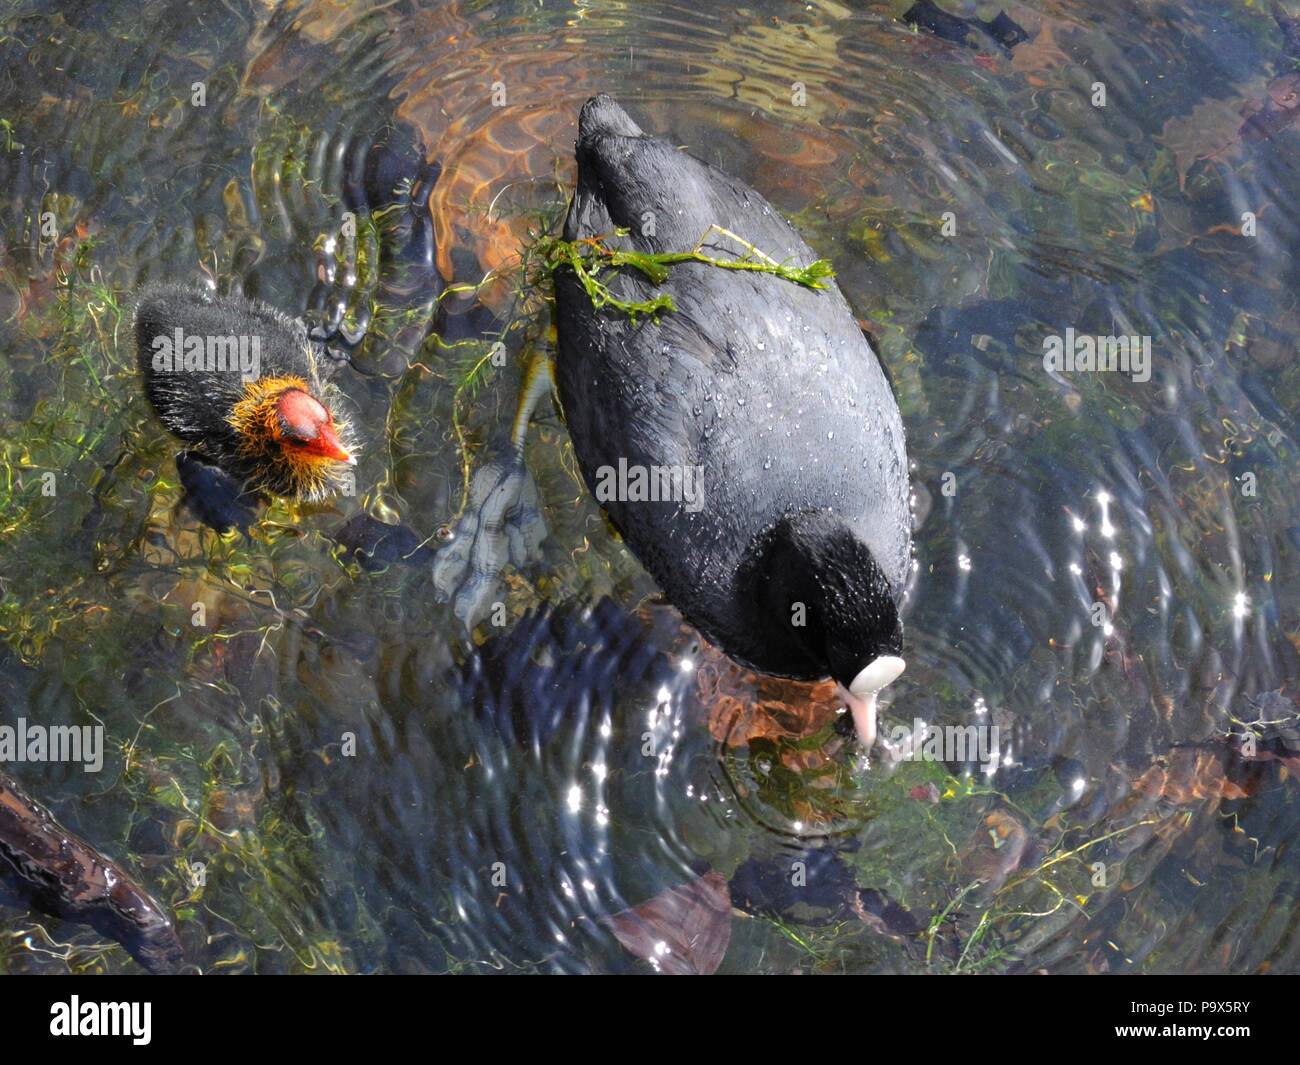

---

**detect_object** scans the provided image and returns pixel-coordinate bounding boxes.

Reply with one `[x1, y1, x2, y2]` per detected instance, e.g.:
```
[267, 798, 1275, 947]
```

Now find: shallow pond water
[0, 0, 1298, 974]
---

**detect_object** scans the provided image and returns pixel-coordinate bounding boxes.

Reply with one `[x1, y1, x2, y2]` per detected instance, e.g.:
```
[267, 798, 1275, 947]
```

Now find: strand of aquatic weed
[921, 815, 1164, 974]
[535, 224, 835, 321]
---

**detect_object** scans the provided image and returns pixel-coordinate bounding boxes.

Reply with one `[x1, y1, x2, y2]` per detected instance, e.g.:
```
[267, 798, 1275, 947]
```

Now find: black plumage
[553, 96, 911, 713]
[133, 283, 356, 506]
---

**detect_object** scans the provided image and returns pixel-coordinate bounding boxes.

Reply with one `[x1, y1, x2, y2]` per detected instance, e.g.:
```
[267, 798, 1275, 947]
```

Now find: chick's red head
[273, 388, 354, 465]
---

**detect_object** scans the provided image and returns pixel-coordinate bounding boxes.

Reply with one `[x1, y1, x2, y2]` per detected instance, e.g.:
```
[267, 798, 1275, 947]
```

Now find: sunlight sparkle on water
[1097, 491, 1116, 538]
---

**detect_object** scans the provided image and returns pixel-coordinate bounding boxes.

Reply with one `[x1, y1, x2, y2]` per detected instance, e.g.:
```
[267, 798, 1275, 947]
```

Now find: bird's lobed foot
[175, 450, 261, 534]
[431, 452, 547, 628]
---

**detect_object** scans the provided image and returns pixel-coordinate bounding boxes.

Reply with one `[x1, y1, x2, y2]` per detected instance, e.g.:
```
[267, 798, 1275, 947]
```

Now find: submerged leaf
[605, 871, 732, 975]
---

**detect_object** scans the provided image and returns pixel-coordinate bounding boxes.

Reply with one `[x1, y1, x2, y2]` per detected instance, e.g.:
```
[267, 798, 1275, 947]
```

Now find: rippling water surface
[1, 0, 1298, 973]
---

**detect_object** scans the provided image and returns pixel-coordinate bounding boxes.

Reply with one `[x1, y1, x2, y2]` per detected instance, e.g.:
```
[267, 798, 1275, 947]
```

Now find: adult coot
[553, 95, 911, 749]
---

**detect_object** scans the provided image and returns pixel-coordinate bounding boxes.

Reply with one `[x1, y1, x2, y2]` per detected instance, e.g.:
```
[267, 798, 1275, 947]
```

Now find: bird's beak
[836, 655, 906, 750]
[315, 424, 356, 465]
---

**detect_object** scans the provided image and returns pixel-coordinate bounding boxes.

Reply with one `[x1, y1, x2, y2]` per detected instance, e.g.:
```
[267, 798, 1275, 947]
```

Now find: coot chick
[553, 95, 911, 748]
[134, 284, 358, 509]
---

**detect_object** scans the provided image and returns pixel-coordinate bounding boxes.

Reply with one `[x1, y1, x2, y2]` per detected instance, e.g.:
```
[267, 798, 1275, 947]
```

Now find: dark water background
[0, 0, 1298, 973]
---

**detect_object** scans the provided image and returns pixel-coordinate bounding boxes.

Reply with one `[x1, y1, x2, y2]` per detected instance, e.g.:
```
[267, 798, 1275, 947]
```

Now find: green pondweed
[534, 223, 836, 321]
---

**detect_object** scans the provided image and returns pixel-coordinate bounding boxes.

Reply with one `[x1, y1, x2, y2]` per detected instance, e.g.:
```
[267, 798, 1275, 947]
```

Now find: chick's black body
[134, 284, 351, 505]
[554, 96, 911, 689]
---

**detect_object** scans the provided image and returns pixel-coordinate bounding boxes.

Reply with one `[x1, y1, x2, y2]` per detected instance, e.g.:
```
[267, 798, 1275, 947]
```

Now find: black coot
[553, 95, 912, 748]
[134, 284, 358, 513]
